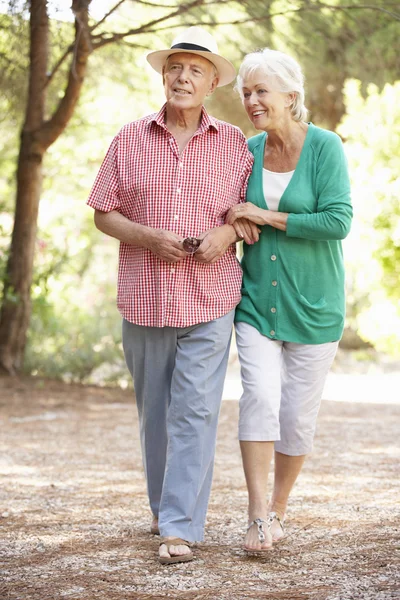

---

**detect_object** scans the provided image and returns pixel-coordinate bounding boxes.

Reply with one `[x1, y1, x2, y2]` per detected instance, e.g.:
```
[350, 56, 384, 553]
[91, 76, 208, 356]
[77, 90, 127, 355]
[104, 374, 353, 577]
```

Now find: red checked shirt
[87, 104, 253, 328]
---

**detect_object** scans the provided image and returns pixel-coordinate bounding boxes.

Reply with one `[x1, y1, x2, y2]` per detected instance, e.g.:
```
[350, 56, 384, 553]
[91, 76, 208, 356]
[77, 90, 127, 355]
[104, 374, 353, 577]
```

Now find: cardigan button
[271, 254, 277, 261]
[272, 280, 277, 286]
[270, 330, 275, 336]
[271, 307, 276, 313]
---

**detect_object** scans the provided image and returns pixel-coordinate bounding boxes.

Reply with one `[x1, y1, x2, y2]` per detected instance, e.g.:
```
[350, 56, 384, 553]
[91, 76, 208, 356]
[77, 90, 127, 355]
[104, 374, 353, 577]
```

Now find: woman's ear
[285, 92, 296, 107]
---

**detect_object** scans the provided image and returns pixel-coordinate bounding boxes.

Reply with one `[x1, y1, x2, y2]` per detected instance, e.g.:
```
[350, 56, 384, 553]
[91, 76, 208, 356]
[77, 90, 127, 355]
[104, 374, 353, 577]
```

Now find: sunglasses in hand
[182, 237, 202, 254]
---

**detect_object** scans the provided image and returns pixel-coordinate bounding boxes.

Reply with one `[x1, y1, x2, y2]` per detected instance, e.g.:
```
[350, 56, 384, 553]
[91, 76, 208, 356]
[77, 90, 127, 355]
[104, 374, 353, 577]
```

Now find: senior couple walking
[87, 26, 352, 564]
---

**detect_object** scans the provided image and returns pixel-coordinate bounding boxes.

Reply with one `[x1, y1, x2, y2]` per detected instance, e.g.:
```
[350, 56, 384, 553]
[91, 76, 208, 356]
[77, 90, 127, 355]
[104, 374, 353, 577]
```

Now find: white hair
[236, 48, 308, 122]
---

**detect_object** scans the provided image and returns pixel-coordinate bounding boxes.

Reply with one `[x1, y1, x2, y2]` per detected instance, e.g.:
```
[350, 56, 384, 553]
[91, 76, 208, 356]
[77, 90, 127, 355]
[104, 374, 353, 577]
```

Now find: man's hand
[94, 210, 187, 261]
[194, 225, 236, 264]
[146, 230, 187, 263]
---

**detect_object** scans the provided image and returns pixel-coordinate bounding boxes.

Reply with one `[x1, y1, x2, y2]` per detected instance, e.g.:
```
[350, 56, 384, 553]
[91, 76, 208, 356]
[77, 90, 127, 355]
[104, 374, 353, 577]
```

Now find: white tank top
[263, 168, 295, 211]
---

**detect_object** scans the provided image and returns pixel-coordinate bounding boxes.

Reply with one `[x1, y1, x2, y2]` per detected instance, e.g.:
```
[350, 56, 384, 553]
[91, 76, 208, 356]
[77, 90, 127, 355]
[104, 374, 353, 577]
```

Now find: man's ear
[206, 76, 219, 96]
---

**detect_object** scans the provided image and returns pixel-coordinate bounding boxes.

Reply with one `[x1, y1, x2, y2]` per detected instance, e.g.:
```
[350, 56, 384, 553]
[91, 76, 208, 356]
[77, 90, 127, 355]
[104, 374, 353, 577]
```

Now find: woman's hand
[226, 203, 267, 226]
[233, 218, 261, 245]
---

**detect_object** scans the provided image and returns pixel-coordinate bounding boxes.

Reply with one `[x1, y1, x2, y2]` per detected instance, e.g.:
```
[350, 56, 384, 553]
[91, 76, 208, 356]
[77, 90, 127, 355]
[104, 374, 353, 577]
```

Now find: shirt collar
[148, 104, 219, 133]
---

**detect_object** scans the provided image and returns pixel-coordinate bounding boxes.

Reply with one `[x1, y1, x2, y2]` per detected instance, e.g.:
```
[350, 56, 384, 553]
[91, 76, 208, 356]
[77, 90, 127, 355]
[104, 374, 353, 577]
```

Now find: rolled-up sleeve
[239, 145, 254, 202]
[87, 135, 120, 213]
[286, 133, 352, 241]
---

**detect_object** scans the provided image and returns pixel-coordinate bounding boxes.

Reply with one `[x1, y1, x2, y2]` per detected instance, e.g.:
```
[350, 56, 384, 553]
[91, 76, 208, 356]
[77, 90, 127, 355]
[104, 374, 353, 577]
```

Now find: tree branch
[38, 2, 92, 150]
[90, 0, 208, 49]
[89, 0, 126, 33]
[44, 0, 400, 83]
[90, 1, 399, 51]
[314, 1, 400, 20]
[45, 44, 74, 88]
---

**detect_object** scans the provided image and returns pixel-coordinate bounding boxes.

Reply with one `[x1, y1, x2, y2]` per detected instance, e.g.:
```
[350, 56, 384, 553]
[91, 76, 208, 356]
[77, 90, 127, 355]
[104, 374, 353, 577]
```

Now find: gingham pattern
[87, 104, 253, 327]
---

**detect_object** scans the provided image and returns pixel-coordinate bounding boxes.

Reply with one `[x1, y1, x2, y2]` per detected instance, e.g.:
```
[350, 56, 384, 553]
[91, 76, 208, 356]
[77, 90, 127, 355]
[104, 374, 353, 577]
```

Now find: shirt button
[176, 188, 181, 194]
[271, 255, 277, 261]
[170, 268, 175, 274]
[271, 307, 276, 313]
[272, 280, 277, 286]
[270, 330, 275, 336]
[179, 162, 184, 168]
[168, 294, 172, 300]
[174, 215, 179, 220]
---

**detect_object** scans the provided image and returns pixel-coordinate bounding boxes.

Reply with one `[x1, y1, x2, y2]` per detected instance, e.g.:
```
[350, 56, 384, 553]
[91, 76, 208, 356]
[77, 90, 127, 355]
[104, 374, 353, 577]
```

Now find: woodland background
[0, 0, 399, 383]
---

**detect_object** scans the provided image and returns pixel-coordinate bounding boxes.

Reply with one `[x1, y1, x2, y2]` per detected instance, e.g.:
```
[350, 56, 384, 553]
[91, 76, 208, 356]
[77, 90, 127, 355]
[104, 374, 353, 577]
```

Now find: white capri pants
[235, 322, 339, 456]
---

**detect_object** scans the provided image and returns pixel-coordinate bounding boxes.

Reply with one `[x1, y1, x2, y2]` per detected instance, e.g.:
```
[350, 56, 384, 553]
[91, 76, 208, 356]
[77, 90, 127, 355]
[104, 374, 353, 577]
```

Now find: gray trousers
[122, 309, 234, 542]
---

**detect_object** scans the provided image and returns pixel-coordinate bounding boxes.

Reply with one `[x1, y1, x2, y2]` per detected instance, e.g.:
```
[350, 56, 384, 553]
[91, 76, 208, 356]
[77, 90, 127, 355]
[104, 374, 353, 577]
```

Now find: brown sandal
[159, 537, 194, 564]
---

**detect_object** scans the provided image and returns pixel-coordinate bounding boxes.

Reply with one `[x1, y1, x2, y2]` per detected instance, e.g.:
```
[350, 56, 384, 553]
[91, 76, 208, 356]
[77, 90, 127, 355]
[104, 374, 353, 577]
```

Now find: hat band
[171, 42, 211, 53]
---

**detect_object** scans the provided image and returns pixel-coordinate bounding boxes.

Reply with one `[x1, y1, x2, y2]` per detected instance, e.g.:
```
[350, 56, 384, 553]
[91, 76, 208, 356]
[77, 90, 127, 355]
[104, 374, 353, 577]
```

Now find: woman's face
[242, 71, 292, 131]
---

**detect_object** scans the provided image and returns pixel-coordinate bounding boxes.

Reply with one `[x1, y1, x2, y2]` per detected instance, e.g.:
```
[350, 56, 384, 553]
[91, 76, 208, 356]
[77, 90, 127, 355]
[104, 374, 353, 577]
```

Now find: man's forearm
[200, 223, 239, 243]
[94, 209, 155, 248]
[218, 223, 239, 244]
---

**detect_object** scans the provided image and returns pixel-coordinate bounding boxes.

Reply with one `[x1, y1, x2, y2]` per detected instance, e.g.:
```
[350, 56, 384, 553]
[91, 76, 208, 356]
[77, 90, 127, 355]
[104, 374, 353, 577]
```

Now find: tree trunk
[0, 0, 91, 374]
[0, 0, 47, 374]
[0, 136, 43, 374]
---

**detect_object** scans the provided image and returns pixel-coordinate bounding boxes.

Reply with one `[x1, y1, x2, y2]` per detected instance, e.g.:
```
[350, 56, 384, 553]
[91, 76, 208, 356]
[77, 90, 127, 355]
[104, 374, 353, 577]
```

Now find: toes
[159, 543, 170, 558]
[244, 522, 273, 551]
[169, 544, 190, 556]
[159, 543, 190, 558]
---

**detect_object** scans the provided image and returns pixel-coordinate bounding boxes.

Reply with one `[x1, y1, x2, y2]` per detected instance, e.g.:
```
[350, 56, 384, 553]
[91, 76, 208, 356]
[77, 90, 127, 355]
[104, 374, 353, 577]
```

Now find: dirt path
[0, 377, 399, 599]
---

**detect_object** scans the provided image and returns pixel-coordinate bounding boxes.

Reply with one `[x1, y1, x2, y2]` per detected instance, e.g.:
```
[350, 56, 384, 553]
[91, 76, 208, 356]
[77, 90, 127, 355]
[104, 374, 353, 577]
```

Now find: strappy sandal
[244, 517, 273, 553]
[159, 537, 194, 564]
[268, 511, 285, 542]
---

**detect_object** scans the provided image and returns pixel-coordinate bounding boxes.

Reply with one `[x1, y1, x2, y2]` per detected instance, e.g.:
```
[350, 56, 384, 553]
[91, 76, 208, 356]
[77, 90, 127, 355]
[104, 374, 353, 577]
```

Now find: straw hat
[146, 26, 236, 87]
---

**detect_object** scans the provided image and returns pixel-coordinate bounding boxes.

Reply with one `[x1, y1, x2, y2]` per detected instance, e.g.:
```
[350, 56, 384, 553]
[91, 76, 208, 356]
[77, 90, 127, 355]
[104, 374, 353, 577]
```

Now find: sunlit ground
[223, 356, 400, 404]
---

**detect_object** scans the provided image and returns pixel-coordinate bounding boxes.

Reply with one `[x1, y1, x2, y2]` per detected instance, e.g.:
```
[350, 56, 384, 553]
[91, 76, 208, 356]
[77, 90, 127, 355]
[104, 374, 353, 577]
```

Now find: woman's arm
[227, 134, 352, 242]
[226, 204, 288, 231]
[286, 133, 352, 241]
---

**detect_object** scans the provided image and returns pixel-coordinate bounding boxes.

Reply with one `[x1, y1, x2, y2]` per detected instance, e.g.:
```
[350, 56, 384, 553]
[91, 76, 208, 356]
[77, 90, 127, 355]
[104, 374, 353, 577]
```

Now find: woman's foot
[159, 537, 193, 563]
[268, 510, 286, 542]
[244, 517, 273, 552]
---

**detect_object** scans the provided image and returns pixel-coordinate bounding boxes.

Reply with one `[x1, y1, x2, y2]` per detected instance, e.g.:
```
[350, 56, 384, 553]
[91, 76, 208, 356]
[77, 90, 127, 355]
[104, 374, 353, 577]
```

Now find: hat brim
[146, 48, 236, 88]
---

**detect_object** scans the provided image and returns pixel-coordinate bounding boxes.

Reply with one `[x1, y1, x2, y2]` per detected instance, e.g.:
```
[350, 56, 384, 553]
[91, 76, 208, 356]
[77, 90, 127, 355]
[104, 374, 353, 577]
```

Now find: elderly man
[87, 27, 255, 564]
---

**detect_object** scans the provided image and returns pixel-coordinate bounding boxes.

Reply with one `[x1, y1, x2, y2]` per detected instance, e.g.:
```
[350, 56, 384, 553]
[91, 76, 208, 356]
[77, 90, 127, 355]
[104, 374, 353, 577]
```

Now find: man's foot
[159, 537, 193, 564]
[150, 516, 160, 535]
[244, 518, 273, 552]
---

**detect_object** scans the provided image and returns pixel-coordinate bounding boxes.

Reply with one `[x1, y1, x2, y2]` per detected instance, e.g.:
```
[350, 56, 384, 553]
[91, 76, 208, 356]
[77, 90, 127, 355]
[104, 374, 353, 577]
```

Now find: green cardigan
[235, 123, 353, 344]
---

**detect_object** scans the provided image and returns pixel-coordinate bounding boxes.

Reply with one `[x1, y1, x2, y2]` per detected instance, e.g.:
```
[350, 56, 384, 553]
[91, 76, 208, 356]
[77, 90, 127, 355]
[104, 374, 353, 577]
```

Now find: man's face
[163, 52, 218, 111]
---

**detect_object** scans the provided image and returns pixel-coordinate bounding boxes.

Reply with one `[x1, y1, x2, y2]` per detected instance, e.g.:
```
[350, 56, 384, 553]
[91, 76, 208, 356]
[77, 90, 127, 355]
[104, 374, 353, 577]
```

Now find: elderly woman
[226, 49, 352, 552]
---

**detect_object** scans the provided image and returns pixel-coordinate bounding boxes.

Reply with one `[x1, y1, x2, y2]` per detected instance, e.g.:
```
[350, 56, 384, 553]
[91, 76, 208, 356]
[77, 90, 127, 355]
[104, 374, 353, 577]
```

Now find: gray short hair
[236, 48, 308, 122]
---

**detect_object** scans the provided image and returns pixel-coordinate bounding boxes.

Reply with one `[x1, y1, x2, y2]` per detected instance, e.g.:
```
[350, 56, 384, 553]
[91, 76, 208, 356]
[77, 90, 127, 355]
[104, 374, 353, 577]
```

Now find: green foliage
[338, 80, 400, 355]
[269, 0, 400, 130]
[25, 287, 126, 384]
[374, 200, 400, 301]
